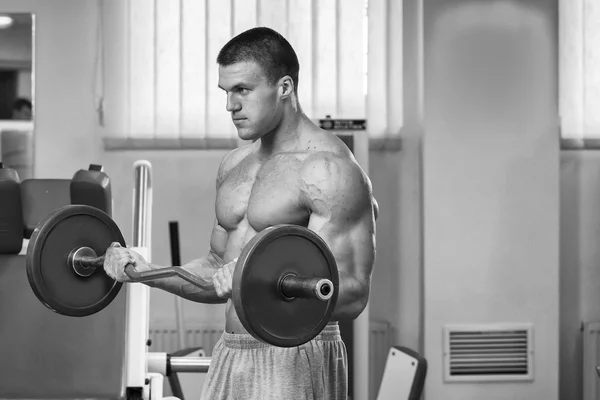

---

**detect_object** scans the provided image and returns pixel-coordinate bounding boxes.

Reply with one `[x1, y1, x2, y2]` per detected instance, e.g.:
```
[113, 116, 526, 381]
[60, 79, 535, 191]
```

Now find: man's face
[218, 61, 281, 141]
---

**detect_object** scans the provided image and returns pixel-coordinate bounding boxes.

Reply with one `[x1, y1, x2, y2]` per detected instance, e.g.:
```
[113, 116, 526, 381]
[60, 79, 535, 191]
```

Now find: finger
[227, 258, 238, 274]
[217, 270, 227, 297]
[110, 242, 122, 248]
[214, 278, 223, 298]
[223, 265, 233, 289]
[212, 273, 221, 297]
[118, 252, 132, 262]
[104, 268, 116, 280]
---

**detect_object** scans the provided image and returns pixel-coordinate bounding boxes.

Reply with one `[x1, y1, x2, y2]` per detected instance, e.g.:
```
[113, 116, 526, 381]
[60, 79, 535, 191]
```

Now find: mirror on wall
[0, 12, 34, 180]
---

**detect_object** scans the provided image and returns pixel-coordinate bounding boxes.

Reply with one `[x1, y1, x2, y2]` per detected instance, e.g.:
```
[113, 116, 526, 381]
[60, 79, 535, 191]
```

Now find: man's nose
[226, 93, 241, 112]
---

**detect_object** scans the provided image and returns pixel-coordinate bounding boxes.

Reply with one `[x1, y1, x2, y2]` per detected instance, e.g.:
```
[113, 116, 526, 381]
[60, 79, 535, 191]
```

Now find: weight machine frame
[124, 160, 209, 400]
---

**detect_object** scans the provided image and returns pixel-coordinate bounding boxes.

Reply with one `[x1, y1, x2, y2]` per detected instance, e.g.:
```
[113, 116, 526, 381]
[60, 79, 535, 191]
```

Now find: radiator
[149, 324, 223, 356]
[370, 320, 393, 400]
[584, 321, 600, 400]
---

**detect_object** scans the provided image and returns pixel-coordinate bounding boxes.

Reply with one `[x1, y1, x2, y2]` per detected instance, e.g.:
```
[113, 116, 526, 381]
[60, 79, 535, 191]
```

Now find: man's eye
[237, 88, 248, 94]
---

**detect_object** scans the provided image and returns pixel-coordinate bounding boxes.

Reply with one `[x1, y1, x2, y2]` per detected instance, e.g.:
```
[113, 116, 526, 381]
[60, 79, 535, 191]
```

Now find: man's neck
[258, 105, 306, 159]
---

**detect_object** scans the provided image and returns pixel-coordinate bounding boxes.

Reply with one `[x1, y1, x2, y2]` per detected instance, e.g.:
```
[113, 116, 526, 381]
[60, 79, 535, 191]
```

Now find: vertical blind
[102, 0, 600, 142]
[100, 0, 403, 142]
[560, 0, 600, 139]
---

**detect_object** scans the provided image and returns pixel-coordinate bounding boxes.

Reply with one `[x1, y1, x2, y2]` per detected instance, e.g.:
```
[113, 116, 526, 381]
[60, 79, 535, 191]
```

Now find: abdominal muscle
[220, 210, 311, 335]
[225, 301, 246, 334]
[216, 149, 315, 335]
[222, 219, 261, 335]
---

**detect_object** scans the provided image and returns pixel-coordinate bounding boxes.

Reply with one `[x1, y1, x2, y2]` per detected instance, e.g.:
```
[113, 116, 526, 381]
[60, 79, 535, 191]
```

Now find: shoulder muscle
[300, 152, 373, 223]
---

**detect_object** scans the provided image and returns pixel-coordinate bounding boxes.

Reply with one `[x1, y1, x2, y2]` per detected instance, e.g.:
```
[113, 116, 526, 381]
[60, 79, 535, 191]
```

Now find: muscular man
[104, 27, 378, 400]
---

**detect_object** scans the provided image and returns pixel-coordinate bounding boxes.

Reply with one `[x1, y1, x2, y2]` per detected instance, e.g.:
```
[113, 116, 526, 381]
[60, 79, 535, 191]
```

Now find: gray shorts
[200, 323, 347, 400]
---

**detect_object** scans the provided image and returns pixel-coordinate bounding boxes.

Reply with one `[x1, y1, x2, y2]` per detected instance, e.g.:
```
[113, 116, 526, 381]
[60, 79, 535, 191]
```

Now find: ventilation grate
[443, 324, 533, 382]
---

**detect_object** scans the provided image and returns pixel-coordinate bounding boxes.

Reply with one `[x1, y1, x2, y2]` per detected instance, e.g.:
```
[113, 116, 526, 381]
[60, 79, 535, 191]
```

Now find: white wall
[422, 1, 560, 399]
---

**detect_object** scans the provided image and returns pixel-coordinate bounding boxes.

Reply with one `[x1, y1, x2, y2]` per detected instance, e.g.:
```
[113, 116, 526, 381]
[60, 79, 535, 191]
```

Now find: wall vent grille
[443, 324, 533, 382]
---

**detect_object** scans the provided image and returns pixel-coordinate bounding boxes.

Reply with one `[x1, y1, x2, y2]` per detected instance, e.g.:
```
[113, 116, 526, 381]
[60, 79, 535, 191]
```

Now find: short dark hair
[217, 27, 300, 93]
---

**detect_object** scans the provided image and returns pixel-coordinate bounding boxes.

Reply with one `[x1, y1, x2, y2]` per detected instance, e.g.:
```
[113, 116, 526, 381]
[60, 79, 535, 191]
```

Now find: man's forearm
[330, 272, 370, 321]
[143, 252, 227, 304]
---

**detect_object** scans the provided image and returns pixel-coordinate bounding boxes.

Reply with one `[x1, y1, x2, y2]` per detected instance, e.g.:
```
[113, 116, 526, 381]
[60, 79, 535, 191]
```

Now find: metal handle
[124, 264, 211, 288]
[169, 356, 211, 374]
[69, 246, 211, 288]
[147, 352, 211, 376]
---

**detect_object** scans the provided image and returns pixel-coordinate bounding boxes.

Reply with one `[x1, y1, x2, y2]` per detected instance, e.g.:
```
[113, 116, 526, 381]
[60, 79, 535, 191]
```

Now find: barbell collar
[279, 274, 334, 301]
[69, 247, 104, 277]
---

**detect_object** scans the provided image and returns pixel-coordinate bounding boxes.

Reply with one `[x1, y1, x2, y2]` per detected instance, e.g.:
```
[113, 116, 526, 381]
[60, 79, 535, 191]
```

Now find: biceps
[308, 214, 376, 279]
[343, 218, 376, 280]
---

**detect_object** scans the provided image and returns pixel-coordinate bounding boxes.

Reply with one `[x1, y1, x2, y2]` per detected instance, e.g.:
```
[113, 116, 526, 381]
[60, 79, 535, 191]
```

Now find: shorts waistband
[221, 322, 341, 349]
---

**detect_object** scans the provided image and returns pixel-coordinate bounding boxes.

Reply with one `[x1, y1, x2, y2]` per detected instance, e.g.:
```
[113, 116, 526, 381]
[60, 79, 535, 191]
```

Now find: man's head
[12, 98, 32, 120]
[217, 27, 300, 141]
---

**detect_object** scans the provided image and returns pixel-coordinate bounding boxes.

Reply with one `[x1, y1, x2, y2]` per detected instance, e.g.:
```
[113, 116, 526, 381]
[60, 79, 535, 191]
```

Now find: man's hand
[103, 242, 149, 282]
[212, 258, 238, 299]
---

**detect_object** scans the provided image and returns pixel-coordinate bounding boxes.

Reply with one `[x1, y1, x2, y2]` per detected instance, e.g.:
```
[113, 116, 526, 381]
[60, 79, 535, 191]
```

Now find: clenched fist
[212, 258, 238, 299]
[103, 242, 149, 282]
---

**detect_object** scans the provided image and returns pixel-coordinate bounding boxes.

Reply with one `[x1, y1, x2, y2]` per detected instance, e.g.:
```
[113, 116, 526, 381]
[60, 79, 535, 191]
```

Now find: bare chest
[215, 155, 309, 232]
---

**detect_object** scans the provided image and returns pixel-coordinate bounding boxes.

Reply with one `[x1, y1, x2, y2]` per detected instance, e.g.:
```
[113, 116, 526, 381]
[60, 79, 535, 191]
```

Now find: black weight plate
[232, 224, 339, 347]
[26, 205, 125, 317]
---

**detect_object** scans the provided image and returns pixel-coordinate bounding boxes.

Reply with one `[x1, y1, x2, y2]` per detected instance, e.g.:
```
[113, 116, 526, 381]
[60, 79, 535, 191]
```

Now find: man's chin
[236, 128, 259, 141]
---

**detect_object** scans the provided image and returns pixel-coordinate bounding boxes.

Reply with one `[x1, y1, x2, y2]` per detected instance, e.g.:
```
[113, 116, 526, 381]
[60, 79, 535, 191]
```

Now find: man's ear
[279, 76, 295, 99]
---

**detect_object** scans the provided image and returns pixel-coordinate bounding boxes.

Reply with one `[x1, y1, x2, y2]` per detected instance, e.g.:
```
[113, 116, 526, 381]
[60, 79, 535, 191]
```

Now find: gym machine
[123, 161, 209, 400]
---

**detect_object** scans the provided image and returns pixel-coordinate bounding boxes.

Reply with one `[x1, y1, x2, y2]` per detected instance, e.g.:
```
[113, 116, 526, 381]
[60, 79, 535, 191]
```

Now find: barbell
[25, 204, 339, 348]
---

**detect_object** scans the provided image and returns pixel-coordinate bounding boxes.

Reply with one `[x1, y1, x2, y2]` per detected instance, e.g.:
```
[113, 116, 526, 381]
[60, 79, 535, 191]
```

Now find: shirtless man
[104, 27, 378, 400]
